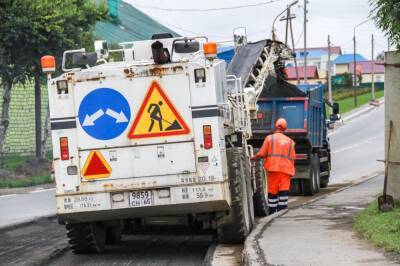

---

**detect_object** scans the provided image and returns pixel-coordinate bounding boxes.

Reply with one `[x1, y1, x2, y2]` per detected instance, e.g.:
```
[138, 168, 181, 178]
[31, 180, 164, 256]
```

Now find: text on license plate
[129, 190, 153, 207]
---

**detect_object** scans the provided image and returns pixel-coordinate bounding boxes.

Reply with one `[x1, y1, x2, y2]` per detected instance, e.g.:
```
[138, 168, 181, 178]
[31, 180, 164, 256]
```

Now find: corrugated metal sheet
[95, 1, 179, 43]
[285, 66, 319, 79]
[348, 61, 385, 74]
[294, 46, 342, 58]
[332, 54, 367, 65]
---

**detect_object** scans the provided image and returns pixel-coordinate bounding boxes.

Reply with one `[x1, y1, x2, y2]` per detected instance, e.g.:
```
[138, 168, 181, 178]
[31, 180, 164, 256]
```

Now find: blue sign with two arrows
[78, 88, 131, 140]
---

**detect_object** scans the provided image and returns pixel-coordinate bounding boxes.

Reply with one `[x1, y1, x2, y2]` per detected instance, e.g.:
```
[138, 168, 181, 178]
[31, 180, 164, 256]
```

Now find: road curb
[343, 99, 384, 122]
[203, 243, 217, 266]
[242, 172, 383, 265]
[242, 210, 288, 266]
[328, 99, 383, 135]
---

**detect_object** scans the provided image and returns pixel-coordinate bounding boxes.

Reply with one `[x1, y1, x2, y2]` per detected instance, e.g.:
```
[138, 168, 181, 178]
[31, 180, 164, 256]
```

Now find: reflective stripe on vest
[267, 134, 294, 161]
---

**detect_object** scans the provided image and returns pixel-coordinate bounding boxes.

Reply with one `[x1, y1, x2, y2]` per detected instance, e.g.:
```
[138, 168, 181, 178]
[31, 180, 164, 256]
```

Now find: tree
[370, 0, 400, 51]
[376, 51, 385, 61]
[0, 0, 108, 164]
[342, 72, 353, 88]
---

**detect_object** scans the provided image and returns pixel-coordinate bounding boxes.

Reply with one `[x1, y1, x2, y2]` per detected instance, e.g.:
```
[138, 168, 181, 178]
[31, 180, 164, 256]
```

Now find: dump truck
[226, 42, 337, 196]
[42, 33, 298, 253]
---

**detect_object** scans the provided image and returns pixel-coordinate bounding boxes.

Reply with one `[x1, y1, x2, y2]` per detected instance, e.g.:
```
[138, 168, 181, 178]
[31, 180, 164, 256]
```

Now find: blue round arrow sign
[78, 88, 131, 140]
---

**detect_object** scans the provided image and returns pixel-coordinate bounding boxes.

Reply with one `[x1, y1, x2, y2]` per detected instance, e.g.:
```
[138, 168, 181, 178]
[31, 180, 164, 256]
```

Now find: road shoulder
[243, 174, 397, 266]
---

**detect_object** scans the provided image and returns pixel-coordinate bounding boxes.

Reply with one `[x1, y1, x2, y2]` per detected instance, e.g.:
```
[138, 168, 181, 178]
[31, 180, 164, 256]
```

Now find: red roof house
[285, 66, 319, 80]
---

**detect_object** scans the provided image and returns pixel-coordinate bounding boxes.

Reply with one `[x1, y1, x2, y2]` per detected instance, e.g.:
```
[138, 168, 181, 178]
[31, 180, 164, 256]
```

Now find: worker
[251, 118, 296, 214]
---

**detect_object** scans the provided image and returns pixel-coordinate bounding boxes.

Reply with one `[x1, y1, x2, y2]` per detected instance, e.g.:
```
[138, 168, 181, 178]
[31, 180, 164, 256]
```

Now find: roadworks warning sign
[128, 81, 190, 139]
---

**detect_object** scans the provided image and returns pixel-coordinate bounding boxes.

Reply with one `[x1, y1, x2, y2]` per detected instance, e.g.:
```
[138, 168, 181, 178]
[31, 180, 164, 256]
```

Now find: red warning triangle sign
[82, 151, 112, 180]
[128, 81, 190, 139]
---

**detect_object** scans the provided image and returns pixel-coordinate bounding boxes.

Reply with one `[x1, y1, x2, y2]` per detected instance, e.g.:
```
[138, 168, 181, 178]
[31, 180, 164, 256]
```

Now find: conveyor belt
[226, 40, 267, 88]
[227, 40, 305, 98]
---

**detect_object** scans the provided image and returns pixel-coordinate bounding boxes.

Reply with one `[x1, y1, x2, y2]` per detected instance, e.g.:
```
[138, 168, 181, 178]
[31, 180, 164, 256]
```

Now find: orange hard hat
[275, 118, 287, 131]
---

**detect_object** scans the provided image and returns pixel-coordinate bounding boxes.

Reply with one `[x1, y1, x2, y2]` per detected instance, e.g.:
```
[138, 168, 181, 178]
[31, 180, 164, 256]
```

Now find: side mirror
[233, 27, 248, 50]
[332, 102, 339, 115]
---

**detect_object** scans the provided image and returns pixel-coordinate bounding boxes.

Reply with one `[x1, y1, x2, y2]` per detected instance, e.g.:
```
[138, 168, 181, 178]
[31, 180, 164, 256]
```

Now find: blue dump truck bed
[253, 83, 325, 147]
[227, 40, 331, 195]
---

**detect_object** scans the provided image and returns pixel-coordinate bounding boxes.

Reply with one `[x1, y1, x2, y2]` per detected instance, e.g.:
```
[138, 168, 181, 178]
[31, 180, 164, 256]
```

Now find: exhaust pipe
[151, 41, 170, 64]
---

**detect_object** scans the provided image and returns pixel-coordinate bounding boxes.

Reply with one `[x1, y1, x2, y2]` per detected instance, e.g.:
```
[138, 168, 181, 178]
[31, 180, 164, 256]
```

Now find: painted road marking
[0, 194, 17, 199]
[332, 135, 381, 154]
[30, 188, 56, 194]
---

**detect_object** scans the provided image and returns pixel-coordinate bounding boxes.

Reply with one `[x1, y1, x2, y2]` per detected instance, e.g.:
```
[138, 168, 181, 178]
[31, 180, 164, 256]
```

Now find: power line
[158, 18, 270, 41]
[131, 0, 285, 12]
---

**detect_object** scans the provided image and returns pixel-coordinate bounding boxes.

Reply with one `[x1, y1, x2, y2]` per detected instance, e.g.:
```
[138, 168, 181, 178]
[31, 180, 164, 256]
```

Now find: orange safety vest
[257, 132, 296, 176]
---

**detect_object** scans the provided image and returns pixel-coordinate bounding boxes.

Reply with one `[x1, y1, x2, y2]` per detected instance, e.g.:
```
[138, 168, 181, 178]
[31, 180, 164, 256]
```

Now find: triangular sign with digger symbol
[128, 81, 190, 139]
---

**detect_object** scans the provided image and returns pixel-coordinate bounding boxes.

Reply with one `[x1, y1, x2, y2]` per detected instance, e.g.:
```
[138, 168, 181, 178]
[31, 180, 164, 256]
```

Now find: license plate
[129, 190, 153, 207]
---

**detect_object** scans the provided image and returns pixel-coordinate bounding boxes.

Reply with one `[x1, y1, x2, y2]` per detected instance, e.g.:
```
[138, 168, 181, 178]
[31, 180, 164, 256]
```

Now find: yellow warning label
[128, 81, 190, 139]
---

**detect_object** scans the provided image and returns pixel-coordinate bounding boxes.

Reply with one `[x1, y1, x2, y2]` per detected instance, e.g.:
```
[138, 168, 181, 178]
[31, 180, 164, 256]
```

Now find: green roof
[95, 1, 179, 44]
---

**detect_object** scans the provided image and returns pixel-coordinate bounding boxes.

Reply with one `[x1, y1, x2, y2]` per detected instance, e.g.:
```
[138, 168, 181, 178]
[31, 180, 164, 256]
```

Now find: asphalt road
[0, 104, 385, 265]
[0, 188, 55, 228]
[329, 104, 384, 184]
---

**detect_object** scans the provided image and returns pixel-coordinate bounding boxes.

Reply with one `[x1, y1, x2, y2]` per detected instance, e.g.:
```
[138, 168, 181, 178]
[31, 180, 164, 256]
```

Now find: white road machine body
[48, 37, 241, 223]
[44, 33, 284, 252]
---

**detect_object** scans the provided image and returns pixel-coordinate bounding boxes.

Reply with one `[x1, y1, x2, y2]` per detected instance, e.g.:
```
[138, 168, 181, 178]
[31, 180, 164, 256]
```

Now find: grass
[0, 175, 52, 188]
[0, 154, 53, 189]
[337, 90, 384, 114]
[354, 200, 400, 254]
[2, 155, 31, 172]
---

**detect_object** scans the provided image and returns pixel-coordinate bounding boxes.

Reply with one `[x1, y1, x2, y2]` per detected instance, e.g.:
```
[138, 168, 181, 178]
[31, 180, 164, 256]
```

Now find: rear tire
[66, 222, 106, 254]
[253, 159, 268, 217]
[320, 177, 329, 188]
[106, 224, 122, 244]
[301, 154, 320, 196]
[217, 147, 253, 244]
[290, 179, 302, 195]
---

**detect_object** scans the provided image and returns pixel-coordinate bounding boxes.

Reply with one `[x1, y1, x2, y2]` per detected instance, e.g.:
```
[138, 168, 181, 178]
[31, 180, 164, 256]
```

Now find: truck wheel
[66, 222, 106, 254]
[253, 160, 268, 217]
[320, 162, 330, 188]
[106, 224, 122, 244]
[301, 154, 320, 196]
[217, 148, 253, 244]
[320, 176, 329, 188]
[243, 149, 255, 229]
[290, 179, 302, 195]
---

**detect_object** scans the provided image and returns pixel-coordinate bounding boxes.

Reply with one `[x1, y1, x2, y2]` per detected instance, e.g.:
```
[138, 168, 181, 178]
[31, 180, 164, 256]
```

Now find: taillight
[59, 137, 69, 160]
[203, 125, 213, 149]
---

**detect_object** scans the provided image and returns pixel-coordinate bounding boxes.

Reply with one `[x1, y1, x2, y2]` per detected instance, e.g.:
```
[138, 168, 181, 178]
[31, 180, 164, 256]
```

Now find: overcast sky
[126, 0, 389, 60]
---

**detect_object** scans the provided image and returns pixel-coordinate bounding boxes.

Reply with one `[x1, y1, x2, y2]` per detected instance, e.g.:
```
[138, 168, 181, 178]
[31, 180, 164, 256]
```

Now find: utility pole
[327, 35, 333, 104]
[289, 11, 300, 84]
[303, 0, 308, 84]
[352, 19, 370, 107]
[280, 7, 300, 83]
[353, 34, 358, 107]
[371, 34, 375, 100]
[285, 7, 289, 45]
